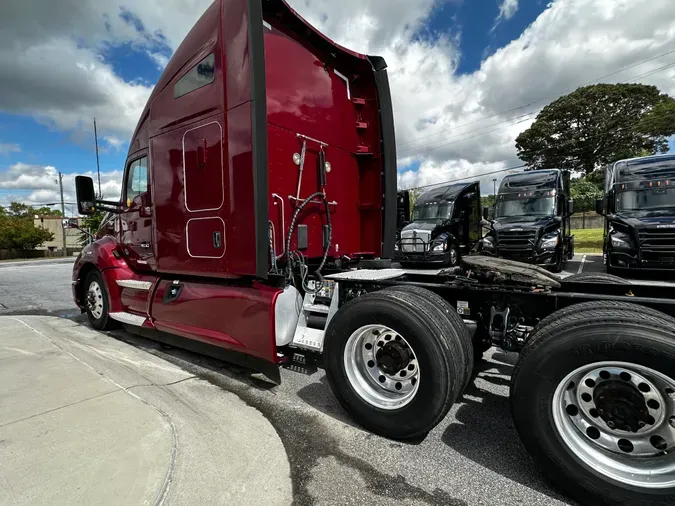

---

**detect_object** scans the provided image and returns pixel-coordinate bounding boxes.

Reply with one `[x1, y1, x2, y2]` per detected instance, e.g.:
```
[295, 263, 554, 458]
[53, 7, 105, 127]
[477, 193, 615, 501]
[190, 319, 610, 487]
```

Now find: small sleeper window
[174, 53, 215, 99]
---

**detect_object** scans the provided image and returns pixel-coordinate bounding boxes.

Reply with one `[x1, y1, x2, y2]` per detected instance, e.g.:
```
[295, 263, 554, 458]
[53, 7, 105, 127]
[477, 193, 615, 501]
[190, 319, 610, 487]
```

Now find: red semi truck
[73, 2, 675, 506]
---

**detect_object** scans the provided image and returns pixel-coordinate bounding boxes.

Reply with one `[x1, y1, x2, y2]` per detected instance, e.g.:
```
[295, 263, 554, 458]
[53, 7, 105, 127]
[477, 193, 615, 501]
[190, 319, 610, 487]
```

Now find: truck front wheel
[324, 290, 467, 440]
[84, 271, 119, 331]
[447, 244, 460, 267]
[511, 303, 675, 506]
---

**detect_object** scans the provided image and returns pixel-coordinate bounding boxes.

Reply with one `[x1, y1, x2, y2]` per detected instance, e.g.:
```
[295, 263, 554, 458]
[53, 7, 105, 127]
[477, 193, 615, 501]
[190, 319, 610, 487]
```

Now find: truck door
[120, 153, 156, 271]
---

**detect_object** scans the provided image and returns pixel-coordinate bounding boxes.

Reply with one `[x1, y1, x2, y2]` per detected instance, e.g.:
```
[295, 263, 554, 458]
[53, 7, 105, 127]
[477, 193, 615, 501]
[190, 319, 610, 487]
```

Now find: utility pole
[492, 178, 497, 196]
[58, 172, 67, 257]
[94, 118, 102, 199]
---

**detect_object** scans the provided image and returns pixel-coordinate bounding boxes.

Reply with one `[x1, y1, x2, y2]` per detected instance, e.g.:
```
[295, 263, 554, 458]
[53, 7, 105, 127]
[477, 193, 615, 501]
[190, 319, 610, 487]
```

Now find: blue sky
[1, 0, 554, 179]
[1, 0, 675, 211]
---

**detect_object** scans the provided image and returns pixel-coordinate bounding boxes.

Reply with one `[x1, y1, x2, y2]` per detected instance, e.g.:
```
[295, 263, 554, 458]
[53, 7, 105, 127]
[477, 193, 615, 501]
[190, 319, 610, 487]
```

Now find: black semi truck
[481, 169, 574, 272]
[397, 182, 481, 267]
[597, 153, 675, 273]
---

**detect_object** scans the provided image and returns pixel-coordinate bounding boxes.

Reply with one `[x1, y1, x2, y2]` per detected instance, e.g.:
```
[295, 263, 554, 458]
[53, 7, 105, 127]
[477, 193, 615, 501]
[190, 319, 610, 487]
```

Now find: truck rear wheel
[324, 290, 467, 440]
[84, 271, 119, 331]
[511, 304, 675, 506]
[382, 285, 473, 391]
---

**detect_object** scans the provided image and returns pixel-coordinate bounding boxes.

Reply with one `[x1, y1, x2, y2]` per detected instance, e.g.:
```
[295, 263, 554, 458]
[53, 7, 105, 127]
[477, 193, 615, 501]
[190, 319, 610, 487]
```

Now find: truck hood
[613, 213, 675, 229]
[492, 215, 557, 232]
[401, 221, 441, 233]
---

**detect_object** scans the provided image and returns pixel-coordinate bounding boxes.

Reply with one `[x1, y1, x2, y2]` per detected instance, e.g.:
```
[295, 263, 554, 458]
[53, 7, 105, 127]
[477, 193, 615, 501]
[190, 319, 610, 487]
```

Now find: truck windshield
[412, 202, 453, 221]
[616, 188, 675, 213]
[495, 197, 555, 218]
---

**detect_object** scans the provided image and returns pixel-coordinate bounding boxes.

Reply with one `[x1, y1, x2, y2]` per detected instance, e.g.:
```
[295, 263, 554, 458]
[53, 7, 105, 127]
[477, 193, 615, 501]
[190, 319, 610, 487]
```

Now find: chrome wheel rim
[344, 324, 420, 410]
[86, 281, 104, 320]
[553, 361, 675, 488]
[449, 248, 458, 265]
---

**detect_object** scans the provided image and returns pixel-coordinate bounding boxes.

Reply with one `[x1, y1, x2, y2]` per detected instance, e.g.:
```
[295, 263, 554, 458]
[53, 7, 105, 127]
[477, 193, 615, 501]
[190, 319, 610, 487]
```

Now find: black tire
[563, 272, 630, 284]
[447, 244, 460, 267]
[324, 290, 467, 440]
[528, 300, 674, 346]
[511, 304, 675, 506]
[382, 285, 474, 391]
[84, 270, 119, 331]
[358, 258, 392, 270]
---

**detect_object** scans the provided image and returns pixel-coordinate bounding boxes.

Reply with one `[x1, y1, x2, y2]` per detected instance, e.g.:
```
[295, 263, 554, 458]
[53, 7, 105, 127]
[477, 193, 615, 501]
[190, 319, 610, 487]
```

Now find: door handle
[198, 138, 207, 168]
[213, 231, 221, 249]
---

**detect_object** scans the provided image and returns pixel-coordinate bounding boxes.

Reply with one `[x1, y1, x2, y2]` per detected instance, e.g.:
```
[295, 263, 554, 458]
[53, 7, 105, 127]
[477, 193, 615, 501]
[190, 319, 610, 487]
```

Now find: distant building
[33, 216, 83, 251]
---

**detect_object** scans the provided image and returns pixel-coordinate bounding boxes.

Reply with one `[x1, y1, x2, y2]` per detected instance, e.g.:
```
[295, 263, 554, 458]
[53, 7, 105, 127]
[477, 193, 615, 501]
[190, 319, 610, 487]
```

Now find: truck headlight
[610, 233, 631, 249]
[481, 236, 495, 250]
[539, 232, 559, 250]
[432, 242, 445, 252]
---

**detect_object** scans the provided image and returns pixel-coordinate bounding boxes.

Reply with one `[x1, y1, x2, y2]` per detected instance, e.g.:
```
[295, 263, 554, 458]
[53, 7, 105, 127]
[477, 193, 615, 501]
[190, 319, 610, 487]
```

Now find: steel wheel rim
[552, 361, 675, 488]
[344, 324, 420, 410]
[86, 281, 104, 320]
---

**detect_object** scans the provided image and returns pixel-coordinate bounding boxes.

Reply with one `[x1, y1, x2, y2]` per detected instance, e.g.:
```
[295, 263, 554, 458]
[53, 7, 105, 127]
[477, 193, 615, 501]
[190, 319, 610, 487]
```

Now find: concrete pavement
[0, 316, 292, 506]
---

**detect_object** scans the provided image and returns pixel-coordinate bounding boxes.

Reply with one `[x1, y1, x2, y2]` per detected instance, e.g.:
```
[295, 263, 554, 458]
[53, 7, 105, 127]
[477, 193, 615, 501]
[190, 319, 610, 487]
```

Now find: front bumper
[608, 250, 675, 270]
[397, 251, 450, 265]
[494, 248, 557, 266]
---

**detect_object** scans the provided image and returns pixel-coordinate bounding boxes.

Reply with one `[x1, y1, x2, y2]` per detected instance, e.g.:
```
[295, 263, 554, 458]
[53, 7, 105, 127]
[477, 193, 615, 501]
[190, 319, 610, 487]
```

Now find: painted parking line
[577, 254, 587, 274]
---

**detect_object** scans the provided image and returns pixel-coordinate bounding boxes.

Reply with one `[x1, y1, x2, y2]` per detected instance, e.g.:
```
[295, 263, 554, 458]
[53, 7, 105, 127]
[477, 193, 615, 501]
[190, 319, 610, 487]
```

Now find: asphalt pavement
[1, 256, 673, 506]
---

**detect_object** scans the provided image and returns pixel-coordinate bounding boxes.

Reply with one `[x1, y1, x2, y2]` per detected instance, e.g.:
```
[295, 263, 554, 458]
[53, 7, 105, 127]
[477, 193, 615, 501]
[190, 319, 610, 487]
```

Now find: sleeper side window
[125, 156, 149, 206]
[174, 53, 215, 98]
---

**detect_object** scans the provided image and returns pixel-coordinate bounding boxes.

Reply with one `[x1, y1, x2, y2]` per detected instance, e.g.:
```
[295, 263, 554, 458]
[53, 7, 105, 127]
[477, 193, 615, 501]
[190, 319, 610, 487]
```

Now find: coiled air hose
[285, 191, 332, 293]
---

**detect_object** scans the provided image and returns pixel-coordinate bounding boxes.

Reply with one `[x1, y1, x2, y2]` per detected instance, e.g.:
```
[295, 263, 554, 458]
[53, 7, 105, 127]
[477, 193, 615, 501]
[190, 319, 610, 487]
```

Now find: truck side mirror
[62, 218, 79, 229]
[482, 207, 489, 220]
[595, 198, 604, 215]
[75, 176, 96, 215]
[567, 199, 574, 215]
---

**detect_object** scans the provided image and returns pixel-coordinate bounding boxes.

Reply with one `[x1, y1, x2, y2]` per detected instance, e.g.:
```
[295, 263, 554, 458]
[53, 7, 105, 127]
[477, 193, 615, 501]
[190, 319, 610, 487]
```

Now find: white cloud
[495, 0, 520, 27]
[147, 51, 170, 70]
[103, 135, 126, 150]
[0, 163, 122, 212]
[2, 0, 675, 199]
[0, 0, 213, 142]
[0, 143, 20, 155]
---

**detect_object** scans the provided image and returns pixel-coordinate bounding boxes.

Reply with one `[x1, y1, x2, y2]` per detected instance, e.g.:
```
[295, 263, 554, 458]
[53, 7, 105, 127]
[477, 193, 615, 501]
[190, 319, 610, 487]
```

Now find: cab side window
[125, 156, 149, 205]
[174, 53, 215, 98]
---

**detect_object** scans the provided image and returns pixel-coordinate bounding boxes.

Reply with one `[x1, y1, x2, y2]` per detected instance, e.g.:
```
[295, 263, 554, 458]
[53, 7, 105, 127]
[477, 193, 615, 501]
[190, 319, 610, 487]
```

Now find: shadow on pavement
[295, 373, 365, 431]
[443, 355, 576, 505]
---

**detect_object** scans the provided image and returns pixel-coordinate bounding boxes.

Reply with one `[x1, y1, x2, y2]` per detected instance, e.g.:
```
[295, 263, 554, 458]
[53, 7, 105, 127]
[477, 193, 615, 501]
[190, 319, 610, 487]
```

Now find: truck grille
[497, 230, 536, 261]
[399, 230, 430, 253]
[638, 228, 675, 267]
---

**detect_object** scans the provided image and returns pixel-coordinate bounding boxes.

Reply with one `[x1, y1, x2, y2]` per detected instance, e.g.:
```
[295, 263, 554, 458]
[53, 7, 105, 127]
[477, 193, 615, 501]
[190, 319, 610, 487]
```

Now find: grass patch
[573, 228, 603, 253]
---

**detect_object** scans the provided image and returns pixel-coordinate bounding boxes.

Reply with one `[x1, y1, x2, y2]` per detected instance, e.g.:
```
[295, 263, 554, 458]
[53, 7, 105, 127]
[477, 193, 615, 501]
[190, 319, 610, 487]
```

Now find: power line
[397, 48, 675, 151]
[401, 163, 527, 192]
[399, 113, 535, 158]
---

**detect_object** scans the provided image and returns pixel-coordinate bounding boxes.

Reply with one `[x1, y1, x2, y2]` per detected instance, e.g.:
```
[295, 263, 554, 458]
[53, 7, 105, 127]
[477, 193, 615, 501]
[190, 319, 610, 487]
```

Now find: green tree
[78, 210, 107, 245]
[516, 84, 675, 175]
[0, 214, 54, 251]
[7, 202, 62, 219]
[481, 195, 496, 209]
[570, 178, 602, 213]
[635, 99, 675, 136]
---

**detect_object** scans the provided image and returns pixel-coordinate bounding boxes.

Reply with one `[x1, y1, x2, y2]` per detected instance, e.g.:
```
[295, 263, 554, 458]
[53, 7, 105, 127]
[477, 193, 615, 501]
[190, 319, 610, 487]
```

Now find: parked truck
[597, 153, 675, 273]
[396, 182, 481, 267]
[481, 169, 574, 272]
[72, 3, 675, 506]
